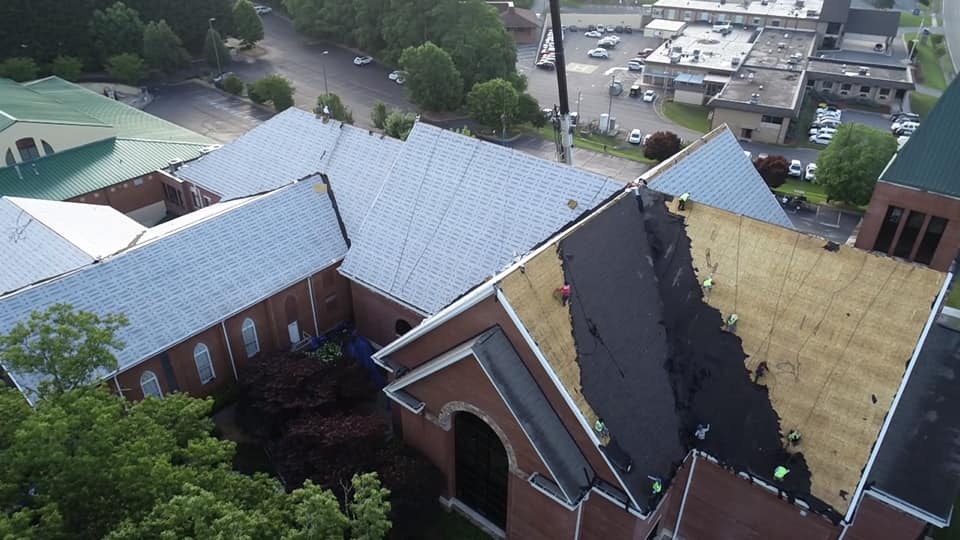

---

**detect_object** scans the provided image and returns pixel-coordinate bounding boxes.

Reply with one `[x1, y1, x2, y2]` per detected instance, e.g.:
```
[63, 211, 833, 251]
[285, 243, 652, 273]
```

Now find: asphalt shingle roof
[0, 78, 108, 129]
[0, 177, 348, 399]
[880, 76, 960, 198]
[339, 122, 622, 314]
[646, 128, 794, 229]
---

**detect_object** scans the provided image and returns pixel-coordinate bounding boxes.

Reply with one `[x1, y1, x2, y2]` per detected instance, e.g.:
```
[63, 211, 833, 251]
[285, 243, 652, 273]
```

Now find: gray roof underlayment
[644, 127, 794, 229]
[339, 122, 622, 315]
[0, 176, 348, 401]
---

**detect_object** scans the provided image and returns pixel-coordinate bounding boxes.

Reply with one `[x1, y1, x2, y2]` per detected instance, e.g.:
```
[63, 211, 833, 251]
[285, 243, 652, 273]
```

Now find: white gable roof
[339, 123, 623, 314]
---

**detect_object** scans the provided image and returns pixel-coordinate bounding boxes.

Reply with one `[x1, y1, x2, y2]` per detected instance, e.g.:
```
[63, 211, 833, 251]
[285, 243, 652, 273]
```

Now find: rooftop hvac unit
[778, 42, 786, 49]
[670, 53, 682, 63]
[748, 71, 755, 81]
[749, 93, 760, 103]
[693, 48, 702, 57]
[672, 46, 683, 53]
[732, 56, 741, 66]
[858, 66, 870, 75]
[806, 9, 819, 16]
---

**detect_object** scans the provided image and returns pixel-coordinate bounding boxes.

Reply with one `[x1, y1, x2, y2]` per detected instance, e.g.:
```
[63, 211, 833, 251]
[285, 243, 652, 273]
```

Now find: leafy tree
[106, 53, 147, 85]
[250, 75, 295, 111]
[755, 155, 790, 189]
[0, 57, 38, 82]
[518, 92, 544, 127]
[127, 0, 235, 53]
[50, 55, 84, 81]
[142, 20, 189, 73]
[371, 101, 389, 129]
[90, 2, 145, 64]
[223, 73, 244, 95]
[204, 27, 231, 72]
[383, 111, 416, 140]
[353, 0, 389, 53]
[400, 42, 463, 111]
[437, 0, 517, 92]
[233, 0, 265, 47]
[817, 123, 897, 205]
[466, 78, 519, 128]
[643, 131, 682, 162]
[348, 473, 391, 540]
[316, 92, 354, 123]
[284, 480, 350, 540]
[0, 304, 128, 400]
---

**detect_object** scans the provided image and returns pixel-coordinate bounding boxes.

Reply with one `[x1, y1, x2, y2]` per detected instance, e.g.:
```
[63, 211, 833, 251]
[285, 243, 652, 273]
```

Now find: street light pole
[208, 18, 223, 76]
[322, 50, 329, 95]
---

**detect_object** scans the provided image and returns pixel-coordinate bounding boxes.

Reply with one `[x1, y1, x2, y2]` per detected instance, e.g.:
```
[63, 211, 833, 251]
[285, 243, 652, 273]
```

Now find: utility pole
[321, 50, 329, 95]
[548, 0, 574, 166]
[208, 18, 223, 77]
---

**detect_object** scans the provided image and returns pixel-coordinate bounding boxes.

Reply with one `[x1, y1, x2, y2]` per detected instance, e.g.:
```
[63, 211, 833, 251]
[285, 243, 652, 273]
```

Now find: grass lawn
[773, 179, 829, 205]
[662, 101, 712, 133]
[424, 511, 490, 540]
[899, 11, 926, 27]
[910, 92, 939, 118]
[531, 125, 656, 164]
[947, 285, 960, 310]
[906, 32, 948, 90]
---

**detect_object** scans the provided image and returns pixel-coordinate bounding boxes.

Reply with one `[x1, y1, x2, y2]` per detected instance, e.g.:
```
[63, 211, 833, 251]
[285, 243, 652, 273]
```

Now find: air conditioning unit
[858, 66, 870, 75]
[670, 53, 682, 63]
[732, 56, 741, 66]
[749, 92, 760, 103]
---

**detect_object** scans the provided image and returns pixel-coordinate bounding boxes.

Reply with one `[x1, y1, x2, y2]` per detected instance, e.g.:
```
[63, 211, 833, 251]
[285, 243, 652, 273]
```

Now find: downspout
[673, 453, 698, 538]
[307, 276, 320, 336]
[221, 321, 239, 381]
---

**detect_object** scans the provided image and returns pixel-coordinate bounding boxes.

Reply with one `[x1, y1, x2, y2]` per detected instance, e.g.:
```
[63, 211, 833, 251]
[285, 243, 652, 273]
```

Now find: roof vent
[806, 9, 819, 16]
[732, 56, 741, 66]
[758, 84, 764, 90]
[670, 53, 682, 63]
[168, 158, 183, 172]
[858, 66, 870, 75]
[748, 71, 755, 81]
[778, 42, 786, 49]
[693, 48, 702, 57]
[749, 92, 760, 103]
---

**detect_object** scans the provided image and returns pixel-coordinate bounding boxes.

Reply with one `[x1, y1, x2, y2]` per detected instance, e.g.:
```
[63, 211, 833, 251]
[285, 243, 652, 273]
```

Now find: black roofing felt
[473, 327, 595, 504]
[559, 191, 818, 514]
[868, 320, 960, 523]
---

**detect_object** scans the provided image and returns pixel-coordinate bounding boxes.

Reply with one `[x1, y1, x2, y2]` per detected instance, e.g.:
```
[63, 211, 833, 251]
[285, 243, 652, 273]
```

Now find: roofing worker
[594, 418, 608, 438]
[678, 192, 691, 211]
[787, 430, 802, 445]
[753, 360, 769, 383]
[725, 313, 738, 333]
[774, 466, 790, 481]
[559, 283, 572, 306]
[702, 276, 714, 297]
[650, 477, 663, 495]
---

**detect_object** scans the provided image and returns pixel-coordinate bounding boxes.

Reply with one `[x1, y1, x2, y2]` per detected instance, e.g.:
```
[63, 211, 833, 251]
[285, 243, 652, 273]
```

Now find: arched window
[40, 140, 54, 156]
[140, 370, 162, 398]
[241, 318, 260, 358]
[193, 343, 215, 384]
[15, 138, 40, 162]
[4, 149, 14, 166]
[395, 319, 413, 336]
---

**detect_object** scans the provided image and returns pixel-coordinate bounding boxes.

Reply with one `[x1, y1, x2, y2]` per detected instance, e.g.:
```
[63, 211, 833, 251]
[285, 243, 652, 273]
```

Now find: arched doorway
[455, 412, 508, 529]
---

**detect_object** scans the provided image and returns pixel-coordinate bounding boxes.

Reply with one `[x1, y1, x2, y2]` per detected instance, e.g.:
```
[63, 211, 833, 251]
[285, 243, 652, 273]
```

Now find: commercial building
[488, 1, 540, 44]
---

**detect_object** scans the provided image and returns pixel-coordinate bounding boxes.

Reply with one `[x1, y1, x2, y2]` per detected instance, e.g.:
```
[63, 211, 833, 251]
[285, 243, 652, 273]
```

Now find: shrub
[643, 131, 682, 162]
[223, 74, 244, 95]
[754, 155, 789, 189]
[249, 74, 295, 112]
[247, 83, 265, 104]
[0, 57, 38, 82]
[51, 55, 83, 81]
[105, 53, 146, 85]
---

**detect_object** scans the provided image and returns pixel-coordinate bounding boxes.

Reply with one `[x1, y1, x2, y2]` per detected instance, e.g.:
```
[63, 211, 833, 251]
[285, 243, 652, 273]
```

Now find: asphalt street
[144, 82, 274, 142]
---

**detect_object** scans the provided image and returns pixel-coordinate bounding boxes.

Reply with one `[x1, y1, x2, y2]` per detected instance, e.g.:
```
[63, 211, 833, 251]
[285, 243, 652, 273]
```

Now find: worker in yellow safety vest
[678, 192, 691, 211]
[774, 466, 789, 480]
[725, 313, 738, 332]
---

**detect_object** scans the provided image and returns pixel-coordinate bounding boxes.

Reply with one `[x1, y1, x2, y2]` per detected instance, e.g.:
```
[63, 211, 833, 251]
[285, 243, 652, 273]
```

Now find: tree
[203, 28, 231, 72]
[437, 0, 517, 92]
[466, 78, 519, 128]
[223, 73, 244, 95]
[106, 53, 147, 85]
[0, 304, 128, 400]
[755, 155, 790, 189]
[233, 0, 265, 47]
[383, 111, 416, 140]
[316, 92, 354, 123]
[89, 2, 145, 64]
[371, 101, 389, 129]
[400, 42, 463, 111]
[643, 131, 682, 162]
[0, 57, 38, 82]
[285, 480, 350, 540]
[348, 473, 391, 540]
[817, 123, 897, 205]
[142, 20, 189, 74]
[50, 56, 83, 81]
[517, 92, 544, 128]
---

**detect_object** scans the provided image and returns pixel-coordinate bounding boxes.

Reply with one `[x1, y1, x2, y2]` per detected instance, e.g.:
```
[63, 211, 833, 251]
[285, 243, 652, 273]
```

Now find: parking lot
[145, 82, 273, 142]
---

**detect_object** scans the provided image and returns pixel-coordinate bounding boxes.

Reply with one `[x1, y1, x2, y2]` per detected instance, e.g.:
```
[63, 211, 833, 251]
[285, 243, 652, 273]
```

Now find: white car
[788, 159, 803, 177]
[395, 74, 406, 85]
[388, 70, 403, 81]
[809, 133, 834, 145]
[628, 129, 643, 145]
[816, 111, 841, 121]
[585, 30, 603, 38]
[643, 89, 656, 103]
[627, 60, 643, 71]
[602, 35, 621, 43]
[588, 48, 609, 58]
[254, 4, 272, 14]
[805, 163, 817, 181]
[353, 55, 373, 66]
[812, 118, 841, 129]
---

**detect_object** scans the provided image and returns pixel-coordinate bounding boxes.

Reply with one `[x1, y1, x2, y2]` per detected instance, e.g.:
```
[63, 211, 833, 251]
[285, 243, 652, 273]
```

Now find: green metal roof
[881, 78, 960, 198]
[23, 77, 211, 144]
[0, 138, 207, 200]
[0, 78, 108, 129]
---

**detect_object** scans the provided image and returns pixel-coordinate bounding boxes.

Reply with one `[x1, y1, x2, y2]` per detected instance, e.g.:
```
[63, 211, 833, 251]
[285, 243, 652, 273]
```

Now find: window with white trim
[194, 343, 215, 384]
[140, 370, 162, 398]
[241, 318, 260, 358]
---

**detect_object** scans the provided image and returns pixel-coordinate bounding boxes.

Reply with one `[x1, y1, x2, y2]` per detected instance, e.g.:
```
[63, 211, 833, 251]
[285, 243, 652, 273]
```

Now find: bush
[105, 53, 146, 85]
[383, 111, 416, 140]
[223, 74, 244, 95]
[315, 93, 354, 123]
[0, 57, 38, 82]
[371, 101, 389, 129]
[754, 155, 789, 189]
[643, 131, 682, 162]
[249, 74, 295, 111]
[51, 56, 83, 81]
[247, 83, 265, 104]
[518, 92, 545, 128]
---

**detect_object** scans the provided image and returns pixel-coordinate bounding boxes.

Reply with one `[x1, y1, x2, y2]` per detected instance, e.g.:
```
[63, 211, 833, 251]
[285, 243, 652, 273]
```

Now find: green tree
[0, 57, 38, 82]
[348, 473, 391, 540]
[90, 2, 145, 64]
[204, 28, 231, 72]
[517, 92, 544, 127]
[383, 111, 416, 140]
[251, 74, 295, 111]
[643, 131, 682, 162]
[437, 0, 517, 92]
[223, 73, 244, 95]
[316, 92, 354, 123]
[233, 0, 265, 47]
[284, 480, 349, 540]
[126, 0, 235, 53]
[142, 20, 189, 73]
[50, 55, 84, 81]
[400, 42, 463, 111]
[466, 78, 519, 128]
[371, 101, 389, 129]
[817, 123, 897, 205]
[0, 304, 128, 400]
[106, 52, 147, 85]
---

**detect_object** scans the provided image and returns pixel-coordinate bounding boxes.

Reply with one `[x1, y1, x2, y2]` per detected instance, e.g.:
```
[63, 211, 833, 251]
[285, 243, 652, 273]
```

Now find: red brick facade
[350, 281, 425, 347]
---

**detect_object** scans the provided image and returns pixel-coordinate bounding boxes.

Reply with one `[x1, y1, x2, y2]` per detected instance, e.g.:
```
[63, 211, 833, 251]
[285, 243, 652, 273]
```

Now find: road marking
[567, 62, 598, 74]
[604, 67, 629, 76]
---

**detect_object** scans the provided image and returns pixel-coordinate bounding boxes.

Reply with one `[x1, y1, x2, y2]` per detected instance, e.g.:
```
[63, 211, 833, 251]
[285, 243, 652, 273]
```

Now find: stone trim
[431, 400, 526, 479]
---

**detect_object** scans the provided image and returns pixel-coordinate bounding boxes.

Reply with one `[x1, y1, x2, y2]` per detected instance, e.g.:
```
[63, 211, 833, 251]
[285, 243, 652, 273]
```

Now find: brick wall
[842, 494, 925, 540]
[349, 280, 425, 347]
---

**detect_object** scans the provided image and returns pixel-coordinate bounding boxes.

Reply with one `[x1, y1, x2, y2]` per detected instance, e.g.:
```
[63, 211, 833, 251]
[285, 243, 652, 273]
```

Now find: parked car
[892, 120, 919, 133]
[891, 112, 919, 123]
[628, 129, 643, 145]
[585, 30, 603, 38]
[894, 125, 917, 136]
[587, 24, 597, 31]
[568, 25, 580, 32]
[816, 109, 841, 119]
[394, 74, 406, 85]
[603, 35, 621, 43]
[614, 25, 624, 33]
[809, 133, 834, 145]
[628, 59, 644, 70]
[353, 55, 373, 66]
[643, 89, 656, 103]
[595, 24, 605, 32]
[624, 25, 633, 34]
[588, 48, 609, 58]
[254, 4, 272, 14]
[629, 81, 642, 97]
[642, 133, 652, 146]
[788, 159, 803, 177]
[598, 39, 617, 49]
[812, 118, 841, 129]
[605, 25, 617, 33]
[712, 22, 732, 32]
[757, 153, 769, 161]
[388, 70, 403, 81]
[638, 48, 655, 57]
[805, 163, 817, 181]
[536, 60, 556, 70]
[212, 71, 235, 88]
